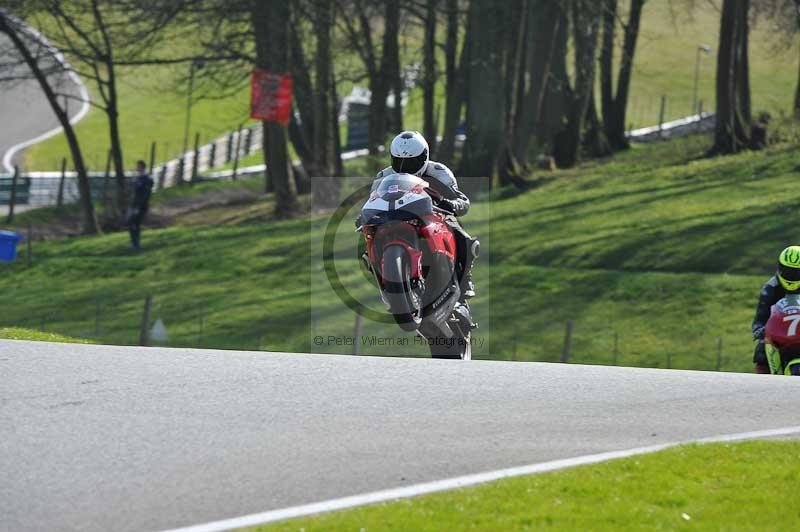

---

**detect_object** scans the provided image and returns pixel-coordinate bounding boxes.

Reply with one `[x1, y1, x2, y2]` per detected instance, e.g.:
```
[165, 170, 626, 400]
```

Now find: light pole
[692, 44, 712, 116]
[182, 58, 205, 155]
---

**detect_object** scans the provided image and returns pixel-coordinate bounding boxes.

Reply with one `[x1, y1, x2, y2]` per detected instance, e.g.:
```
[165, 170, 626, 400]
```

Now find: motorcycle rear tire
[382, 245, 422, 332]
[428, 332, 471, 360]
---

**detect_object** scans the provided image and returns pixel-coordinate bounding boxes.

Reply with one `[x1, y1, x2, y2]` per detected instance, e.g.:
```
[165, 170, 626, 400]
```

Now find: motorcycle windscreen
[362, 173, 433, 223]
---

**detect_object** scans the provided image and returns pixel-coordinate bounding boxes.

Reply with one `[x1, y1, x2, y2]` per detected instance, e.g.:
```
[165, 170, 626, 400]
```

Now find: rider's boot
[446, 219, 479, 301]
[463, 271, 476, 299]
[753, 363, 771, 374]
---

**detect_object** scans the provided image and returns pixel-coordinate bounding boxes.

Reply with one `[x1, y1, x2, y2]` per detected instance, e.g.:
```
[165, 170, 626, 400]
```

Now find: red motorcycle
[764, 294, 800, 375]
[357, 173, 478, 359]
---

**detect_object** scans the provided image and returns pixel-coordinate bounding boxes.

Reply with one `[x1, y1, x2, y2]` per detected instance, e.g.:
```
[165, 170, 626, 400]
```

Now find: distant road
[2, 340, 799, 531]
[0, 28, 88, 173]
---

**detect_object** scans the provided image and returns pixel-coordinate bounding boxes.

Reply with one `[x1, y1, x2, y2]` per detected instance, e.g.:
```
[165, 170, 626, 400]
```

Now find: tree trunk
[423, 0, 438, 154]
[251, 0, 299, 217]
[330, 65, 345, 177]
[459, 0, 508, 179]
[89, 1, 126, 218]
[600, 0, 616, 135]
[311, 0, 341, 209]
[606, 0, 645, 151]
[106, 92, 127, 217]
[584, 95, 612, 158]
[513, 0, 562, 163]
[712, 0, 751, 154]
[498, 0, 529, 186]
[553, 0, 600, 168]
[795, 43, 800, 119]
[536, 3, 569, 146]
[0, 13, 99, 235]
[381, 0, 402, 135]
[313, 0, 333, 176]
[289, 20, 316, 177]
[437, 0, 467, 165]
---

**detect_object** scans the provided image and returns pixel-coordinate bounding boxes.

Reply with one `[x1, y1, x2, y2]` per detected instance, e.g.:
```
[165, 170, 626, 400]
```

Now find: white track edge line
[2, 19, 90, 173]
[161, 425, 800, 532]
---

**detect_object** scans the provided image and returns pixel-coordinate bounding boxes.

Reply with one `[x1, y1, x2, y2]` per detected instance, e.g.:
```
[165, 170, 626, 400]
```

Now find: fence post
[561, 321, 573, 363]
[716, 337, 723, 371]
[209, 141, 217, 169]
[177, 157, 185, 186]
[158, 165, 167, 190]
[148, 141, 157, 176]
[512, 322, 519, 361]
[613, 331, 619, 366]
[226, 132, 234, 163]
[95, 296, 101, 336]
[198, 303, 205, 346]
[6, 165, 18, 223]
[191, 132, 201, 184]
[102, 150, 112, 213]
[353, 313, 362, 355]
[658, 95, 667, 136]
[139, 293, 152, 346]
[232, 124, 243, 181]
[244, 126, 253, 154]
[57, 157, 67, 210]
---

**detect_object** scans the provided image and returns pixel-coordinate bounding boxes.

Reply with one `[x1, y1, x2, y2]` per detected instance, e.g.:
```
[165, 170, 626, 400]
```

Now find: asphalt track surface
[2, 340, 800, 531]
[0, 32, 85, 172]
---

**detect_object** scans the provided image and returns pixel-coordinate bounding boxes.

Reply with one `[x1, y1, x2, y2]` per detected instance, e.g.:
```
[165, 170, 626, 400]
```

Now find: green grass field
[0, 327, 90, 343]
[21, 3, 799, 170]
[253, 440, 800, 531]
[2, 134, 798, 372]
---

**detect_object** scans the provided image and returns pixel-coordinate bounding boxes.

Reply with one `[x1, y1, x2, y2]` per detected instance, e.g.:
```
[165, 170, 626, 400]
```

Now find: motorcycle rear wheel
[428, 332, 471, 360]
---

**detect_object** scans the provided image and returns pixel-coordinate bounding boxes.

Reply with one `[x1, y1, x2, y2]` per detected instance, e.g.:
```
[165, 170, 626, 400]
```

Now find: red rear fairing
[765, 301, 800, 357]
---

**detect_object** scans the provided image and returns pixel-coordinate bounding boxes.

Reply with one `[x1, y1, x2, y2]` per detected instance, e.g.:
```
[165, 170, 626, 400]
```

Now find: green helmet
[778, 246, 800, 291]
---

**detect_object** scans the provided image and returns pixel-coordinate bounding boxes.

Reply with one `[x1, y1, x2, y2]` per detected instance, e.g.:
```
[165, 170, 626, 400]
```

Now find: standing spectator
[127, 160, 154, 251]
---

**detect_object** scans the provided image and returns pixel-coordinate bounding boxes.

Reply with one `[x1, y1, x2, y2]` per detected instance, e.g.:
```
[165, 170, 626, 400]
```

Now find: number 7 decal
[783, 314, 800, 336]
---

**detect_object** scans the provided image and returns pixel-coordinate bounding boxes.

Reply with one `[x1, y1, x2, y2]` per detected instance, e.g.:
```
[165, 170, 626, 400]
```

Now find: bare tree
[437, 0, 468, 165]
[11, 0, 186, 218]
[553, 0, 601, 168]
[711, 0, 752, 154]
[600, 0, 646, 151]
[459, 0, 509, 179]
[512, 0, 566, 164]
[252, 0, 299, 217]
[752, 0, 800, 117]
[0, 9, 99, 234]
[335, 0, 402, 154]
[420, 0, 438, 154]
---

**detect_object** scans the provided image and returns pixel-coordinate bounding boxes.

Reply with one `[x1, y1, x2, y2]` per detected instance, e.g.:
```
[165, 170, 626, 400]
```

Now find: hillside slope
[3, 135, 797, 371]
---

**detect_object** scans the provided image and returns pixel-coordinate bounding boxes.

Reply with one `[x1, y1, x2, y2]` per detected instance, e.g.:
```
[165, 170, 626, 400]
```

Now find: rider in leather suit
[751, 245, 800, 373]
[371, 131, 477, 299]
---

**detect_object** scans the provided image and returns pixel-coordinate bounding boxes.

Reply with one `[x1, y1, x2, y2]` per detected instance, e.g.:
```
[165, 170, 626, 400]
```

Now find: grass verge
[254, 440, 800, 531]
[0, 327, 90, 343]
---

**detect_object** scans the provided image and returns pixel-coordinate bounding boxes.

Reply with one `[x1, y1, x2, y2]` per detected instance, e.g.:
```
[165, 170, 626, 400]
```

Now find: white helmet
[390, 131, 429, 176]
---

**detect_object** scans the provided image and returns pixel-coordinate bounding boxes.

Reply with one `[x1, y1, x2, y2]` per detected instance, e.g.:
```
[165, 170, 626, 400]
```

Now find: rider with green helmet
[751, 246, 800, 373]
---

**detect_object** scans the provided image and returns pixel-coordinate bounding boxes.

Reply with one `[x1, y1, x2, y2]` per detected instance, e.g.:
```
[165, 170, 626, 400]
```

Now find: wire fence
[1, 263, 744, 373]
[0, 123, 264, 211]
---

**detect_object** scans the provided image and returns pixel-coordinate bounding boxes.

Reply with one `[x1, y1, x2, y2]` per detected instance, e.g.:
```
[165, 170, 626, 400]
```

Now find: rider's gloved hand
[753, 326, 765, 341]
[437, 198, 457, 214]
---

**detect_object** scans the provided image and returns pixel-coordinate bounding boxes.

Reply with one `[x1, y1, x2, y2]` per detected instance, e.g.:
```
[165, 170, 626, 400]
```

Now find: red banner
[250, 70, 293, 124]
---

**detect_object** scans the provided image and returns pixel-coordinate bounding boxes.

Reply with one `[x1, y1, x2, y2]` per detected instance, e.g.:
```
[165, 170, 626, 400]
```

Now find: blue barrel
[0, 230, 21, 262]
